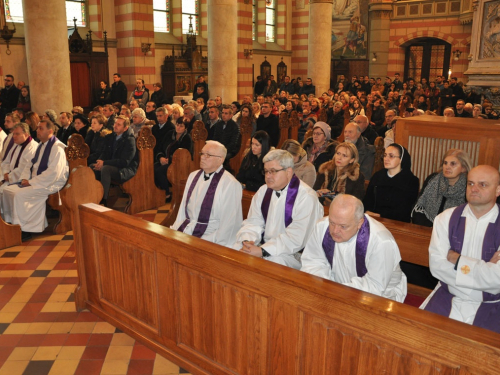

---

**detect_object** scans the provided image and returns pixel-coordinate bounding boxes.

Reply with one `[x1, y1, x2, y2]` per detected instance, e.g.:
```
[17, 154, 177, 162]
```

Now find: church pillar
[22, 0, 73, 114]
[368, 1, 392, 78]
[307, 0, 333, 96]
[208, 0, 238, 102]
[114, 0, 155, 94]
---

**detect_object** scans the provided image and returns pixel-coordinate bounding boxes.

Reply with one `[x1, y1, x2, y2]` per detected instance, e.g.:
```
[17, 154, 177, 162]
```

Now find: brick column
[237, 0, 253, 100]
[368, 1, 392, 78]
[208, 0, 238, 102]
[88, 0, 103, 38]
[23, 0, 73, 113]
[291, 0, 310, 77]
[114, 0, 156, 94]
[307, 0, 333, 95]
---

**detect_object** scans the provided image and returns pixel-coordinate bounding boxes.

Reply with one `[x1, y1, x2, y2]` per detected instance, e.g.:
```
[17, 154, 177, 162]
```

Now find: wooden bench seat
[73, 204, 500, 375]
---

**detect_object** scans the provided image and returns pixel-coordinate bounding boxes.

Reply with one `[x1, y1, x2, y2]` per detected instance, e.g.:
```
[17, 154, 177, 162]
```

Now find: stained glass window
[182, 0, 199, 35]
[154, 0, 170, 33]
[265, 0, 275, 42]
[5, 0, 86, 27]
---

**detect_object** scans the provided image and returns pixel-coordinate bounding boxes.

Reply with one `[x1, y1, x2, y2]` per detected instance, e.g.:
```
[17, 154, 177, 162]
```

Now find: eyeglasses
[383, 153, 400, 159]
[199, 152, 222, 159]
[312, 132, 324, 136]
[263, 168, 286, 176]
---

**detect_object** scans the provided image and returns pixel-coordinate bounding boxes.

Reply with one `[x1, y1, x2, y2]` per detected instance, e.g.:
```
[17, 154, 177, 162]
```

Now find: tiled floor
[0, 202, 191, 375]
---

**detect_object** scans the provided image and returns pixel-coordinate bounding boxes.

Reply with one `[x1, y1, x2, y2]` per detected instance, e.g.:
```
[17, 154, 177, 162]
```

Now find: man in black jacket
[92, 115, 138, 206]
[327, 101, 344, 140]
[109, 73, 128, 105]
[0, 75, 20, 130]
[256, 102, 280, 147]
[56, 112, 76, 145]
[213, 105, 241, 162]
[152, 107, 174, 161]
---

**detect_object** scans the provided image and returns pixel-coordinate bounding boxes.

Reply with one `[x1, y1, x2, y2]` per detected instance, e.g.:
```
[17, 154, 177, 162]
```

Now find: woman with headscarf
[411, 149, 471, 227]
[281, 139, 316, 187]
[301, 121, 338, 171]
[363, 143, 419, 223]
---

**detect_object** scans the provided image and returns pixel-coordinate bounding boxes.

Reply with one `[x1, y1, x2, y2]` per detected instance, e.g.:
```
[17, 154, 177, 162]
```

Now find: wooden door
[70, 62, 91, 108]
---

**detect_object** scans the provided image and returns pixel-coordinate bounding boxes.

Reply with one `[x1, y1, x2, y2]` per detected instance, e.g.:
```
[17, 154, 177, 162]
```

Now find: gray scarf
[413, 172, 467, 223]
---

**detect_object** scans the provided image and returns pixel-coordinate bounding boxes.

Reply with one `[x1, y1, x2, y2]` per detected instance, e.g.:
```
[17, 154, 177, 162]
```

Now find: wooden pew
[395, 116, 500, 188]
[48, 134, 90, 234]
[121, 127, 166, 215]
[277, 111, 290, 149]
[75, 204, 500, 375]
[0, 218, 21, 250]
[288, 110, 300, 141]
[229, 116, 252, 175]
[160, 121, 207, 227]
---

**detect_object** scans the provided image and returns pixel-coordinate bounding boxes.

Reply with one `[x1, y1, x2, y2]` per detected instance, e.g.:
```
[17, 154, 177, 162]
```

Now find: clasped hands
[240, 241, 262, 257]
[447, 249, 500, 265]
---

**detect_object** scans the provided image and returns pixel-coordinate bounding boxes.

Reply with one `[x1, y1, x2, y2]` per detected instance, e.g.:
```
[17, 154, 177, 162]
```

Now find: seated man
[171, 141, 242, 247]
[213, 105, 241, 161]
[92, 115, 137, 206]
[301, 194, 407, 302]
[2, 120, 68, 240]
[420, 165, 500, 333]
[56, 112, 76, 145]
[344, 122, 375, 180]
[233, 149, 323, 269]
[0, 112, 20, 161]
[1, 123, 38, 199]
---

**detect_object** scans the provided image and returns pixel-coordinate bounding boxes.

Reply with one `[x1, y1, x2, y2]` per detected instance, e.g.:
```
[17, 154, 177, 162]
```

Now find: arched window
[266, 0, 275, 42]
[5, 0, 87, 27]
[404, 38, 451, 82]
[154, 0, 170, 33]
[182, 0, 199, 35]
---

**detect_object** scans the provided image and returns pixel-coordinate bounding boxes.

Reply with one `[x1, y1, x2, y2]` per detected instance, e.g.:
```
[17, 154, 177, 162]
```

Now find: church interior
[1, 0, 500, 374]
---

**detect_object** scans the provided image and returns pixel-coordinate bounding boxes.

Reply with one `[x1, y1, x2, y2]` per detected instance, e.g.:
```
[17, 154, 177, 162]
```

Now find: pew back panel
[277, 111, 290, 149]
[77, 205, 500, 375]
[122, 127, 166, 215]
[229, 116, 252, 175]
[288, 110, 300, 141]
[396, 116, 500, 188]
[0, 219, 21, 250]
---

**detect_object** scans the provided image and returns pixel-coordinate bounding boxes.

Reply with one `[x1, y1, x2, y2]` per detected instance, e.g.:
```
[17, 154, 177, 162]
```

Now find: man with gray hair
[1, 123, 38, 201]
[183, 105, 197, 133]
[301, 194, 407, 302]
[354, 114, 377, 145]
[343, 122, 375, 180]
[171, 140, 242, 247]
[234, 149, 323, 269]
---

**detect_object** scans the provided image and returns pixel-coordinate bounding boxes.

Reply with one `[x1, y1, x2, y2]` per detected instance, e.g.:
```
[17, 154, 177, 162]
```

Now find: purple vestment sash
[321, 215, 370, 277]
[260, 174, 300, 242]
[11, 136, 33, 169]
[2, 136, 14, 162]
[177, 168, 225, 238]
[31, 136, 57, 176]
[424, 203, 500, 333]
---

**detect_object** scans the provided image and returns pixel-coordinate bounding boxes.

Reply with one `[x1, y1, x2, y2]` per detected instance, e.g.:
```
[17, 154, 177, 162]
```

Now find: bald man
[301, 194, 407, 302]
[421, 165, 500, 333]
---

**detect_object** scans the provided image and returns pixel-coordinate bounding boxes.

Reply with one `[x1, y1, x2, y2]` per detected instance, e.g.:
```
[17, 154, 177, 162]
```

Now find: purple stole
[424, 203, 500, 333]
[260, 175, 300, 242]
[10, 136, 33, 169]
[321, 216, 370, 277]
[31, 136, 57, 176]
[2, 136, 14, 161]
[177, 168, 225, 238]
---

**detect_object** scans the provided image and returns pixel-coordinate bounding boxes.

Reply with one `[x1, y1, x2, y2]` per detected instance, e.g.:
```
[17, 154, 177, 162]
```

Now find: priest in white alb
[420, 165, 500, 333]
[2, 119, 68, 240]
[233, 149, 323, 269]
[0, 123, 38, 204]
[171, 140, 243, 247]
[301, 194, 407, 302]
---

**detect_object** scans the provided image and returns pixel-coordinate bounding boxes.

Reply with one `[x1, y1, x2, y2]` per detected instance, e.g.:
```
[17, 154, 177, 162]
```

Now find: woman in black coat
[85, 114, 112, 165]
[97, 81, 111, 106]
[154, 121, 193, 196]
[363, 143, 419, 223]
[236, 130, 271, 192]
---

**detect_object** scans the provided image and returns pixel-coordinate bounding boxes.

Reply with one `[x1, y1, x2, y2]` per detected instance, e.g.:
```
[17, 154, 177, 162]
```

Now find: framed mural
[176, 75, 192, 95]
[331, 0, 369, 59]
[478, 0, 500, 60]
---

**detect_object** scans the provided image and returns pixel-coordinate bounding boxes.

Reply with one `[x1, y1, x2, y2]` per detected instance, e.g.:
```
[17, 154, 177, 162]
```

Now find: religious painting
[331, 0, 369, 60]
[176, 75, 192, 95]
[479, 0, 500, 59]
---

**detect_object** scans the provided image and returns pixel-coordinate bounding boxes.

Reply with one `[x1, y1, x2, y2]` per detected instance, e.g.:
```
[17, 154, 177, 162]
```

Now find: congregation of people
[1, 71, 500, 334]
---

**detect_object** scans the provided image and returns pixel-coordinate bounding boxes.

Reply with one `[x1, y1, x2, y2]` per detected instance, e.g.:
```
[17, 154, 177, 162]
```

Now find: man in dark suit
[109, 73, 128, 105]
[92, 115, 138, 206]
[205, 106, 221, 141]
[152, 106, 174, 161]
[256, 102, 280, 147]
[0, 75, 20, 130]
[213, 105, 240, 162]
[56, 112, 76, 145]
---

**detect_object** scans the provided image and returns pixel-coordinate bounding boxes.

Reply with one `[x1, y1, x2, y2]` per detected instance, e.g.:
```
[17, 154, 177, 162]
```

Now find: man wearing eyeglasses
[233, 150, 323, 269]
[0, 75, 20, 131]
[171, 140, 242, 247]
